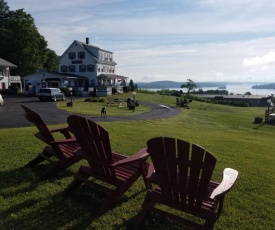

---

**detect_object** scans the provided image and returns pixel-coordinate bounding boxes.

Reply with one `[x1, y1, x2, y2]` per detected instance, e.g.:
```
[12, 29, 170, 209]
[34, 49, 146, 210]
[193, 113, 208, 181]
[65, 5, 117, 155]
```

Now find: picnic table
[107, 98, 125, 107]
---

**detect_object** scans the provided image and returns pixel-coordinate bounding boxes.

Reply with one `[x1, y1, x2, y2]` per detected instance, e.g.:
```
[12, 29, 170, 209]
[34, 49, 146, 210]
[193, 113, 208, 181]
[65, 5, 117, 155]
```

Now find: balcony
[9, 76, 21, 82]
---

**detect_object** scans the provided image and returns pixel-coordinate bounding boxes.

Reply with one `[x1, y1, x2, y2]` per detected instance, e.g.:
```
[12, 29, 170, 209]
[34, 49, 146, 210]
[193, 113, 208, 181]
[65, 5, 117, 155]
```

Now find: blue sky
[6, 0, 275, 83]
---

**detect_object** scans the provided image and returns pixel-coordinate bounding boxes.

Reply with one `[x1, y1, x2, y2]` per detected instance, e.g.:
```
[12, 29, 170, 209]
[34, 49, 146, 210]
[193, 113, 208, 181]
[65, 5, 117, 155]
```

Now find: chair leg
[24, 149, 52, 167]
[62, 166, 90, 195]
[133, 193, 154, 230]
[133, 209, 150, 230]
[39, 163, 61, 180]
[98, 174, 141, 215]
[99, 194, 121, 215]
[204, 218, 216, 230]
[217, 196, 225, 217]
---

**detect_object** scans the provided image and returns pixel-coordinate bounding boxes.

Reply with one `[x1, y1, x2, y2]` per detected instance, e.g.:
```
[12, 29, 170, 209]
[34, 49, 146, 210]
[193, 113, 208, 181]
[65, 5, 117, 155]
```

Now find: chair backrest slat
[67, 115, 115, 178]
[21, 104, 55, 143]
[147, 137, 217, 210]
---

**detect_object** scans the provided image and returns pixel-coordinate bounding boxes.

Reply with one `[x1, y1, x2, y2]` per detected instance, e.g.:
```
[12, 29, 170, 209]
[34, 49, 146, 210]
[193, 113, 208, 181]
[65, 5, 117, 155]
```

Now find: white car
[0, 94, 3, 105]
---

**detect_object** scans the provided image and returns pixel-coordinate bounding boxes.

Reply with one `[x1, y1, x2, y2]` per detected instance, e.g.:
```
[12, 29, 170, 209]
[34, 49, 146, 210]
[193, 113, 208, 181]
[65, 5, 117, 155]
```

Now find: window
[98, 68, 100, 72]
[79, 65, 86, 72]
[87, 64, 94, 72]
[69, 65, 75, 72]
[68, 52, 76, 59]
[78, 51, 85, 59]
[61, 65, 68, 72]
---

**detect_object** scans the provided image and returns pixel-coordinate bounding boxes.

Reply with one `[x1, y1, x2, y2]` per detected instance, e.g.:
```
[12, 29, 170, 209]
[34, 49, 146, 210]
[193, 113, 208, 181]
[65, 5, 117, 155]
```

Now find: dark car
[38, 88, 66, 102]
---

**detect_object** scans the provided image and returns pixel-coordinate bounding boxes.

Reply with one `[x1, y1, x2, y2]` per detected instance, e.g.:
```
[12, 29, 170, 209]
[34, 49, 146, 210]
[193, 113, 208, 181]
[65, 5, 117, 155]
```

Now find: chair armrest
[146, 163, 155, 178]
[49, 137, 78, 146]
[210, 168, 238, 200]
[49, 127, 72, 139]
[112, 148, 149, 167]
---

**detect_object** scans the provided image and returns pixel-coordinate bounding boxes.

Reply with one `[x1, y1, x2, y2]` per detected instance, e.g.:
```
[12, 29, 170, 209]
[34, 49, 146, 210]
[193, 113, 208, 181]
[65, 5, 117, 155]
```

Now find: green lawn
[0, 93, 274, 229]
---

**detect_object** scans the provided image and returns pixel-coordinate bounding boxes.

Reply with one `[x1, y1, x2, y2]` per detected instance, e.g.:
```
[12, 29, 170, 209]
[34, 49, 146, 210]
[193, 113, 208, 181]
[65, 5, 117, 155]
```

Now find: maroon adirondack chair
[21, 104, 82, 178]
[135, 137, 238, 230]
[63, 115, 149, 214]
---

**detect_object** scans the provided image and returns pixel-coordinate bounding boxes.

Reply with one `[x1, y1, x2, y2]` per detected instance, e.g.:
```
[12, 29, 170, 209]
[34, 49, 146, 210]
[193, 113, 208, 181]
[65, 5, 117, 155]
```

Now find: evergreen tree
[129, 79, 135, 91]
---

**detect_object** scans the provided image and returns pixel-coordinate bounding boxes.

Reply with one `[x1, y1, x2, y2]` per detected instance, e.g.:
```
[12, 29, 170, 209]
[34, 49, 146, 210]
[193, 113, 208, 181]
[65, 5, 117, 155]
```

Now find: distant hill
[136, 81, 229, 89]
[252, 83, 275, 89]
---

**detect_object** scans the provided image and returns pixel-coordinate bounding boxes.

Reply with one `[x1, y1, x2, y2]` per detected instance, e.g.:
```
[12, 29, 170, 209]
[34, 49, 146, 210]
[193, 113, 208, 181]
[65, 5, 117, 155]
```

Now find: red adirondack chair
[21, 104, 82, 178]
[63, 115, 149, 214]
[135, 137, 238, 230]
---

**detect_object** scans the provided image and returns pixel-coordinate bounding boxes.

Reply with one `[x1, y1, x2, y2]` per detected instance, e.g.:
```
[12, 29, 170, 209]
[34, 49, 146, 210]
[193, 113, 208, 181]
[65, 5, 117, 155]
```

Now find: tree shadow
[252, 122, 267, 129]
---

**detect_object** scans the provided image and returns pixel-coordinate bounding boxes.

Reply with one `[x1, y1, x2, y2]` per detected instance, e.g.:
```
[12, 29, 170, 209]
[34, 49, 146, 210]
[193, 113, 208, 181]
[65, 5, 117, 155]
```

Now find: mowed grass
[56, 95, 151, 116]
[0, 93, 274, 230]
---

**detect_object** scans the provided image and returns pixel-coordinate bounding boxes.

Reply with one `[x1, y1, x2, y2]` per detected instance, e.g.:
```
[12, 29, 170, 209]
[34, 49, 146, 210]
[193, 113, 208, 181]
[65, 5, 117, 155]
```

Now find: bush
[84, 97, 98, 102]
[112, 87, 117, 94]
[84, 97, 106, 102]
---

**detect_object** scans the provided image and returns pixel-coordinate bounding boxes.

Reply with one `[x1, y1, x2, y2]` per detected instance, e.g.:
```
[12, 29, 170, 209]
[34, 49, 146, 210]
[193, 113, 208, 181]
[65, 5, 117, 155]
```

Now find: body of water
[144, 83, 275, 96]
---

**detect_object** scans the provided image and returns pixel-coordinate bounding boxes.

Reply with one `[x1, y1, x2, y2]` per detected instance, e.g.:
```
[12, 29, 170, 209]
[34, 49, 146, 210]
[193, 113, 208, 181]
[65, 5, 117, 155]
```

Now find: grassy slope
[0, 93, 274, 229]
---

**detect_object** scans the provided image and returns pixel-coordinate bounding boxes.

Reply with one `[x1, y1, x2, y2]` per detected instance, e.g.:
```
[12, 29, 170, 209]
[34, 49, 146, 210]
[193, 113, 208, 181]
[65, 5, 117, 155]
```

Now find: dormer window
[78, 51, 85, 59]
[68, 52, 76, 59]
[61, 65, 68, 72]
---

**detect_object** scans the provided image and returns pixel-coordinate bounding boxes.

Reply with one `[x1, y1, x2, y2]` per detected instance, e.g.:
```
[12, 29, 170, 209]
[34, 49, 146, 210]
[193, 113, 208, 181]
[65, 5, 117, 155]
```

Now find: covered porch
[97, 74, 128, 93]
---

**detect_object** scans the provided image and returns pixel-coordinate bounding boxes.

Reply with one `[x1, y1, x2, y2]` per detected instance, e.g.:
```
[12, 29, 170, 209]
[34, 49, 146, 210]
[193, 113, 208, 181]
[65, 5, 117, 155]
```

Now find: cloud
[5, 0, 275, 82]
[243, 52, 275, 69]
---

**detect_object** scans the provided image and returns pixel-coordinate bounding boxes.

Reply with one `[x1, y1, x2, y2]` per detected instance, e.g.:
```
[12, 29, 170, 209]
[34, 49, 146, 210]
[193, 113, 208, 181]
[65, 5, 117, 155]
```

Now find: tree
[181, 79, 197, 98]
[43, 48, 58, 72]
[0, 1, 58, 76]
[244, 92, 252, 95]
[0, 0, 9, 16]
[129, 79, 135, 91]
[179, 79, 197, 107]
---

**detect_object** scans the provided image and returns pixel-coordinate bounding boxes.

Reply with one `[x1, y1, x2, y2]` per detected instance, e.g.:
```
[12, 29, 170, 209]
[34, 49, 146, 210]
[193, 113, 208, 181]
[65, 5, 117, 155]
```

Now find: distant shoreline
[140, 83, 274, 96]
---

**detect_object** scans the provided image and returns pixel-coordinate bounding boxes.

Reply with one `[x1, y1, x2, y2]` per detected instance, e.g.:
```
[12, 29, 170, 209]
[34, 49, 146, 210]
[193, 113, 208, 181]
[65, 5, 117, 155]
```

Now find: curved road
[0, 96, 181, 128]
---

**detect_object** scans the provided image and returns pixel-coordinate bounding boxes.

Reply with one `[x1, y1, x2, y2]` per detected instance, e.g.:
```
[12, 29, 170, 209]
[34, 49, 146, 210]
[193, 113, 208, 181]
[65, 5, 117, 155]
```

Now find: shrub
[98, 97, 105, 102]
[112, 87, 117, 94]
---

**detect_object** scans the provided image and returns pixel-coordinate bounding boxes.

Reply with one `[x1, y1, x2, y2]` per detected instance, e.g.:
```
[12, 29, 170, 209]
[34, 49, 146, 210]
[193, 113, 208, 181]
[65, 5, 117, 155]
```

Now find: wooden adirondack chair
[135, 137, 238, 230]
[21, 104, 82, 178]
[63, 115, 149, 215]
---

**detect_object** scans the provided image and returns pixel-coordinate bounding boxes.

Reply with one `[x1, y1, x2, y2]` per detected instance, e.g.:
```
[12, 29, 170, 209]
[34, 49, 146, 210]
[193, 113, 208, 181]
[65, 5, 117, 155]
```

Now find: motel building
[23, 38, 128, 96]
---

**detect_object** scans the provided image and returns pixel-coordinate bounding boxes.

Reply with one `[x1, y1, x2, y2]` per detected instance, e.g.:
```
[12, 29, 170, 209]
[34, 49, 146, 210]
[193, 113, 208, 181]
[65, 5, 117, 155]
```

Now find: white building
[0, 58, 22, 92]
[23, 38, 128, 96]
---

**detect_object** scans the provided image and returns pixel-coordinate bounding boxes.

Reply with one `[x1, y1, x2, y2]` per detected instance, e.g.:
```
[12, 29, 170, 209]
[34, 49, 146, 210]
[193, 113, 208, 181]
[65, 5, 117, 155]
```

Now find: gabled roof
[0, 58, 17, 68]
[58, 39, 116, 65]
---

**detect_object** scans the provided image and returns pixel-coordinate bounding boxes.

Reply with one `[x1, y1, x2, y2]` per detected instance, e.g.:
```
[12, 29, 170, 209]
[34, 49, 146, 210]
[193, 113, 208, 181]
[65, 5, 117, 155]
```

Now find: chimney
[86, 37, 89, 44]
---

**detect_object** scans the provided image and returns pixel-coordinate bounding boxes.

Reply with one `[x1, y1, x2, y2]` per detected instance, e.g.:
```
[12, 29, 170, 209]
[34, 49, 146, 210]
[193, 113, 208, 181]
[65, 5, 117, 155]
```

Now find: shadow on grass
[0, 165, 147, 229]
[253, 122, 267, 129]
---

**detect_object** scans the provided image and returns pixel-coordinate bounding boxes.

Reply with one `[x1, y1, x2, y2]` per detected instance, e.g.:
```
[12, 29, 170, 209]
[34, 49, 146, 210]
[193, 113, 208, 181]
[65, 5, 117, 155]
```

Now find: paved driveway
[0, 96, 181, 128]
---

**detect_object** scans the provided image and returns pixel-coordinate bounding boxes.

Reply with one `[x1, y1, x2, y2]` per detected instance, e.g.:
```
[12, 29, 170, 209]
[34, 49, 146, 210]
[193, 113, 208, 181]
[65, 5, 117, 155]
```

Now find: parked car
[37, 88, 66, 102]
